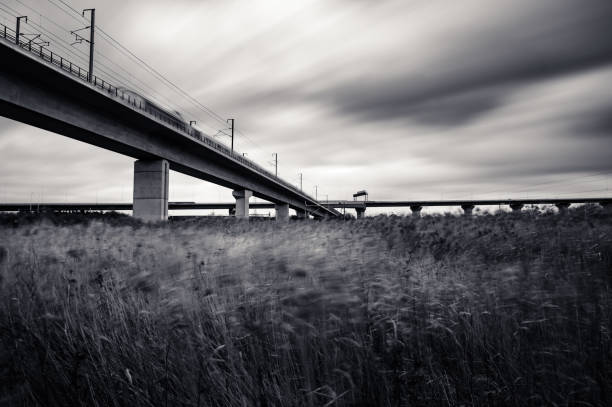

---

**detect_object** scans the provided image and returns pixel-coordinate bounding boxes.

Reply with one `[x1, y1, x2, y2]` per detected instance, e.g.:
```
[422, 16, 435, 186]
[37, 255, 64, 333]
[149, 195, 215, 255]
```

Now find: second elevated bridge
[2, 198, 610, 218]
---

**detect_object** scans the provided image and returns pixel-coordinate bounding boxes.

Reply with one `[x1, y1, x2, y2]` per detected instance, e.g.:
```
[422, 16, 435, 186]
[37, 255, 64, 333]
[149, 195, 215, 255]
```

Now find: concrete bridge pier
[133, 159, 169, 222]
[355, 207, 366, 219]
[509, 203, 524, 213]
[275, 203, 290, 221]
[232, 189, 252, 218]
[556, 202, 570, 214]
[461, 204, 475, 216]
[410, 205, 422, 218]
[295, 209, 308, 219]
[600, 202, 612, 214]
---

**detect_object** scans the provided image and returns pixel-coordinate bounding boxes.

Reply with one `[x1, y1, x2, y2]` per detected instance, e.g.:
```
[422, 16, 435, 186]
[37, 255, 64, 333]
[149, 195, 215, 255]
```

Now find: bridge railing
[1, 23, 323, 208]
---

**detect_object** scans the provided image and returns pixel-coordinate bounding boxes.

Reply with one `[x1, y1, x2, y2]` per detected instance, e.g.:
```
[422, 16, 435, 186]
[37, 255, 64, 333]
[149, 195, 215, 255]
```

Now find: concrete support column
[232, 189, 252, 218]
[509, 203, 524, 213]
[410, 205, 422, 218]
[461, 204, 475, 216]
[355, 207, 366, 219]
[133, 159, 169, 222]
[295, 209, 308, 219]
[275, 203, 290, 221]
[600, 202, 612, 214]
[556, 202, 570, 214]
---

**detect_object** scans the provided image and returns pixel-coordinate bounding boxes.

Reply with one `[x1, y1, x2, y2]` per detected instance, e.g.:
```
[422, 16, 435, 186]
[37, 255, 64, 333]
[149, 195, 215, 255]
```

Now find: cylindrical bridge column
[133, 159, 169, 222]
[600, 202, 612, 214]
[461, 204, 475, 216]
[232, 189, 252, 218]
[355, 206, 366, 219]
[555, 202, 570, 214]
[509, 203, 524, 213]
[410, 205, 422, 218]
[275, 203, 290, 221]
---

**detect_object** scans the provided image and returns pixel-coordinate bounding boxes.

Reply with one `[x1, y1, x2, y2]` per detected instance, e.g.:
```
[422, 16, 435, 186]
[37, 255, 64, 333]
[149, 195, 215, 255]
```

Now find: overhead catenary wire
[47, 0, 270, 153]
[15, 0, 194, 114]
[45, 1, 223, 128]
[1, 12, 159, 111]
[15, 0, 173, 98]
[44, 3, 269, 154]
[5, 0, 222, 135]
[1, 3, 233, 144]
[50, 0, 227, 124]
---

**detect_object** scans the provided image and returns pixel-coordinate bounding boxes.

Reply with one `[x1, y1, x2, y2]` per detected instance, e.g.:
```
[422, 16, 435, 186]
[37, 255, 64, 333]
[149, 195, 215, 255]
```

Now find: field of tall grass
[0, 207, 611, 406]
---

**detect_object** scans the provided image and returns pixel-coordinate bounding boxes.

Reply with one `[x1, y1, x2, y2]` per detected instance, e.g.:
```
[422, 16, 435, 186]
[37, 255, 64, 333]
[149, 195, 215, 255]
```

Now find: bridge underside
[0, 41, 337, 220]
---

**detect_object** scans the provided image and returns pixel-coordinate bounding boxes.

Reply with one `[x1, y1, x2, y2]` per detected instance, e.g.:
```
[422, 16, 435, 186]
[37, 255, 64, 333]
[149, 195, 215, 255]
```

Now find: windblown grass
[0, 207, 611, 406]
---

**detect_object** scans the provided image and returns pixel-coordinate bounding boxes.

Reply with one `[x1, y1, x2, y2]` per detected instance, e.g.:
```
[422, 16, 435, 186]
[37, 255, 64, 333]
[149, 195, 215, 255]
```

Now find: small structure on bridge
[353, 190, 368, 218]
[353, 190, 368, 201]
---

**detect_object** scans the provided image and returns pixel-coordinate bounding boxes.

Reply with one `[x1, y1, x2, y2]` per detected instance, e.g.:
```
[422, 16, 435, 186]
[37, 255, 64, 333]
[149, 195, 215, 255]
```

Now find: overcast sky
[1, 0, 611, 214]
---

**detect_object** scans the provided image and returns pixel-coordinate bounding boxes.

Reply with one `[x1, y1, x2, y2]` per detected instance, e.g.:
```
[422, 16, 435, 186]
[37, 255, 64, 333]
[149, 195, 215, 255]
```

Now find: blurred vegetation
[0, 207, 611, 406]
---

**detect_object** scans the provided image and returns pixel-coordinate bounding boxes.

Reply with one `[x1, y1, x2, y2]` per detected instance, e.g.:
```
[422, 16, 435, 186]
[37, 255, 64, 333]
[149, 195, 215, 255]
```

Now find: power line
[2, 3, 215, 137]
[26, 1, 182, 106]
[5, 0, 211, 132]
[3, 4, 220, 138]
[46, 0, 248, 138]
[20, 18, 142, 91]
[49, 0, 85, 20]
[97, 27, 228, 123]
[48, 0, 274, 155]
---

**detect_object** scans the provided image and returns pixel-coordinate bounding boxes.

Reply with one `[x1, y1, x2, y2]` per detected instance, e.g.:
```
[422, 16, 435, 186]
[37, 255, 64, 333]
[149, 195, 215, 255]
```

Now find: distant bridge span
[0, 29, 338, 221]
[1, 198, 610, 218]
[324, 198, 612, 217]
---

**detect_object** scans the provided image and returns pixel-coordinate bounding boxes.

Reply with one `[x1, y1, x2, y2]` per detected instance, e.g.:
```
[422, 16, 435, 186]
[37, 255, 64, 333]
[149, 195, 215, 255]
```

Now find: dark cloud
[321, 0, 612, 125]
[327, 84, 505, 126]
[572, 105, 612, 137]
[226, 0, 612, 128]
